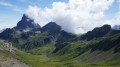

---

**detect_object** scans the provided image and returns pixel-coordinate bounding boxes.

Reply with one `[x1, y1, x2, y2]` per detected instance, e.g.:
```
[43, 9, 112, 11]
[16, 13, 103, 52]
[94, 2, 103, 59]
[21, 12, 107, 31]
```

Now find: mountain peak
[92, 24, 111, 32]
[102, 24, 111, 30]
[46, 22, 58, 26]
[41, 22, 61, 34]
[22, 14, 31, 21]
[14, 14, 40, 31]
[80, 24, 112, 41]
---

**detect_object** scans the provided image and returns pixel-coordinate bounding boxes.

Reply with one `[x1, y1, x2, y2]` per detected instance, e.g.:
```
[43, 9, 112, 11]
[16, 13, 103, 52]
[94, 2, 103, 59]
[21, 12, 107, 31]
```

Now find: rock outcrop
[14, 14, 41, 31]
[80, 24, 112, 41]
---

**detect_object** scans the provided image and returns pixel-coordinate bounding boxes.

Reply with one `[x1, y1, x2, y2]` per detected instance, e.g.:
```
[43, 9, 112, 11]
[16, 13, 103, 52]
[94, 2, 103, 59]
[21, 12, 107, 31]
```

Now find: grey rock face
[14, 14, 41, 31]
[80, 24, 112, 41]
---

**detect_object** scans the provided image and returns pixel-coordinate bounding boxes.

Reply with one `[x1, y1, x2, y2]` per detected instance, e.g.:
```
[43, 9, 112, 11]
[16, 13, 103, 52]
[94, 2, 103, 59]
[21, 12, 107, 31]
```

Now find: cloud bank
[25, 0, 120, 34]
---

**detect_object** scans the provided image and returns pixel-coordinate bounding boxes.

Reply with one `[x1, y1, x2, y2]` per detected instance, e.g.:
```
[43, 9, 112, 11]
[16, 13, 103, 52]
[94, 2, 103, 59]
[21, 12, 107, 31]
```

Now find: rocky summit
[41, 22, 61, 34]
[80, 24, 112, 41]
[0, 14, 41, 39]
[14, 14, 41, 31]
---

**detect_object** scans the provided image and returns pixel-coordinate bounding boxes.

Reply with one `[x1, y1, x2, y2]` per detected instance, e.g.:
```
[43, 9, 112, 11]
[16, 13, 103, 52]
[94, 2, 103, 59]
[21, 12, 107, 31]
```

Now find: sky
[0, 0, 120, 34]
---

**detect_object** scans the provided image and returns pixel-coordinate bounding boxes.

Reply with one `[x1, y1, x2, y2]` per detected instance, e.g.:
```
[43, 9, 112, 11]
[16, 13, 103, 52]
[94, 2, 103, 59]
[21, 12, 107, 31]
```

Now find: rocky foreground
[0, 58, 29, 67]
[0, 40, 30, 67]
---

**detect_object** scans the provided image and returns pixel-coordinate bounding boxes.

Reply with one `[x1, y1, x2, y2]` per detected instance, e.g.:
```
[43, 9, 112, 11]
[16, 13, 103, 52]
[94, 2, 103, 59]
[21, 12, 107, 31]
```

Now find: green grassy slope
[4, 28, 120, 67]
[16, 48, 120, 67]
[0, 42, 16, 61]
[51, 33, 120, 61]
[9, 31, 53, 50]
[15, 33, 120, 67]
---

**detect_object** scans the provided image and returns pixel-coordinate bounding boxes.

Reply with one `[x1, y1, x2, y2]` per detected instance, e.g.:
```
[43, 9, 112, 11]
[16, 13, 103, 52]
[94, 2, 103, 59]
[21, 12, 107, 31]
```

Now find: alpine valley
[0, 14, 120, 67]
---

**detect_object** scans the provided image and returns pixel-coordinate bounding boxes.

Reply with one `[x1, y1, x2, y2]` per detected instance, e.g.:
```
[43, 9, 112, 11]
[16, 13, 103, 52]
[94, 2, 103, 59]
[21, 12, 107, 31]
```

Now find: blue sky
[0, 0, 120, 34]
[104, 0, 119, 19]
[0, 0, 68, 27]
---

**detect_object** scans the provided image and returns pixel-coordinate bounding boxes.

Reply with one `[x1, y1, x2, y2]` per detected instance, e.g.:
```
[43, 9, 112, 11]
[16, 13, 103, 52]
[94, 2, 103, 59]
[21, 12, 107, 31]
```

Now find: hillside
[0, 40, 29, 67]
[15, 33, 120, 67]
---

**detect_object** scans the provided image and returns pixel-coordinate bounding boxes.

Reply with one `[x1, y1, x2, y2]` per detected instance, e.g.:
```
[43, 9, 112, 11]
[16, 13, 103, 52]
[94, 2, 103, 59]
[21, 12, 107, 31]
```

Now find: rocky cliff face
[80, 24, 112, 41]
[0, 40, 30, 67]
[0, 40, 15, 54]
[14, 14, 41, 31]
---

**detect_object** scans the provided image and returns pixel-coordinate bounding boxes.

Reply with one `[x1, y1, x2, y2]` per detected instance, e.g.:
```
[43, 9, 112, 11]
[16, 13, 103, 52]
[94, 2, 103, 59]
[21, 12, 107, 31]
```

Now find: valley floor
[16, 50, 120, 67]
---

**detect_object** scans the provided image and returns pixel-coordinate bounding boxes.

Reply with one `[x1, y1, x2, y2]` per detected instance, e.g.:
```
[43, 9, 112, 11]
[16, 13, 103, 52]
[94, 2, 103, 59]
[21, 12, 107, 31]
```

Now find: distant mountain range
[113, 25, 120, 30]
[0, 14, 119, 40]
[0, 14, 120, 67]
[80, 24, 120, 41]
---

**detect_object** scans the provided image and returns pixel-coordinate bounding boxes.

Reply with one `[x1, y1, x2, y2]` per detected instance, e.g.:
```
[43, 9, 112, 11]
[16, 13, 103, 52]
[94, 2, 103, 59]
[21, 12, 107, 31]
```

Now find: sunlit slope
[16, 33, 120, 67]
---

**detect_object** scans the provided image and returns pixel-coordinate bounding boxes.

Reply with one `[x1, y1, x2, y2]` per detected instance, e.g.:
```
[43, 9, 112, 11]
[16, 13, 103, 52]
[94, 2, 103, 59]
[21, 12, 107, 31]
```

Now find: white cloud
[13, 8, 25, 13]
[26, 0, 116, 34]
[0, 1, 25, 13]
[0, 2, 13, 6]
[109, 12, 120, 26]
[25, 6, 41, 22]
[0, 24, 15, 30]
